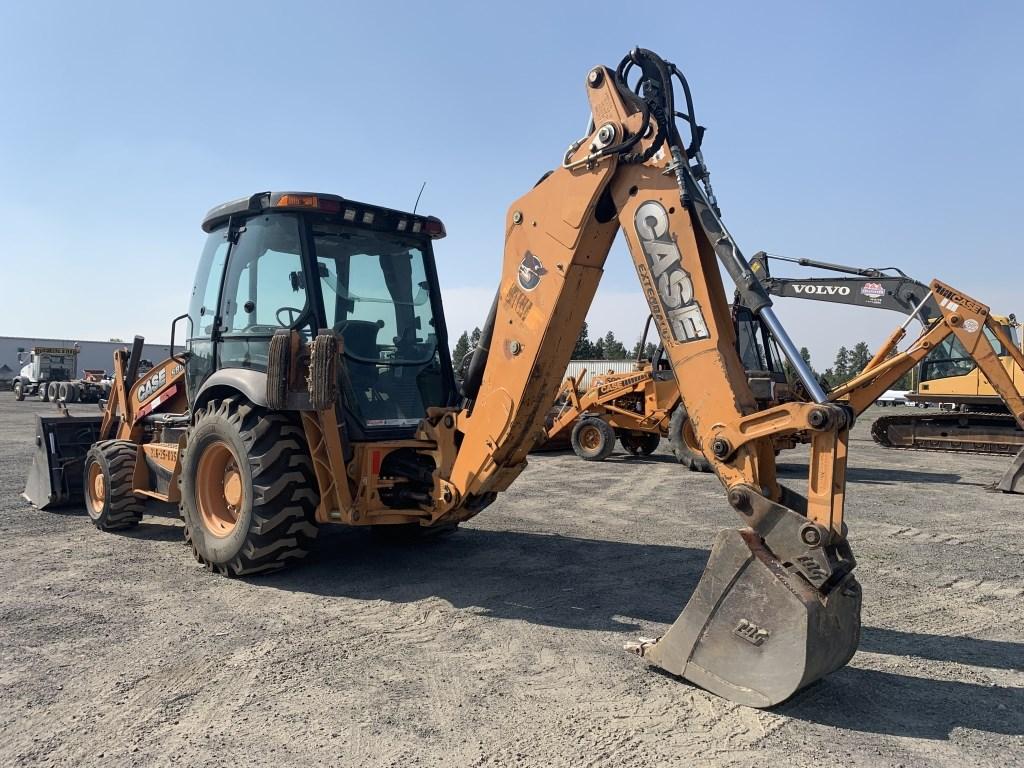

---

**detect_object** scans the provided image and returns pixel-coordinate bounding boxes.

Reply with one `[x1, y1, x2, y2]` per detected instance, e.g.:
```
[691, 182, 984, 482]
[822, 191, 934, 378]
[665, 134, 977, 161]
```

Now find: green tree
[573, 321, 594, 359]
[832, 346, 851, 382]
[603, 330, 629, 359]
[592, 336, 606, 359]
[631, 339, 658, 361]
[469, 326, 482, 348]
[849, 341, 872, 376]
[452, 331, 470, 369]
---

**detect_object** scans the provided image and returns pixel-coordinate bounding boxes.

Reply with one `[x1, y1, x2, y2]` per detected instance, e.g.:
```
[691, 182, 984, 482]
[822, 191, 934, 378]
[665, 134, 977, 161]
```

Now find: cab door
[216, 213, 317, 374]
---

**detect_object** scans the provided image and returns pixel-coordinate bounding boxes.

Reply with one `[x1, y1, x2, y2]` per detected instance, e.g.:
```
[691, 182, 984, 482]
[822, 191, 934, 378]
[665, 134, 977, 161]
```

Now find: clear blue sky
[1, 1, 1021, 367]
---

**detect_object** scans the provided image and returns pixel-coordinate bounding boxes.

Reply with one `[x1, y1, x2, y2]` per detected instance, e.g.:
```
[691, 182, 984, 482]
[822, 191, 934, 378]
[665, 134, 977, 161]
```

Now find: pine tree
[593, 337, 606, 359]
[452, 331, 470, 369]
[469, 327, 482, 348]
[603, 330, 628, 359]
[849, 341, 872, 376]
[833, 346, 851, 383]
[573, 321, 594, 359]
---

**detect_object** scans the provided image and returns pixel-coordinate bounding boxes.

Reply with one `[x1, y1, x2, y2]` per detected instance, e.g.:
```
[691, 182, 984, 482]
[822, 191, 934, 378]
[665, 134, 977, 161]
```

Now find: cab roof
[201, 191, 445, 239]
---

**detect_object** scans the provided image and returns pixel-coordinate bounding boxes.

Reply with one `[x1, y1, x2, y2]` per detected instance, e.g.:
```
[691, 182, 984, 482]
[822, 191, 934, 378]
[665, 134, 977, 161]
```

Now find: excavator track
[871, 410, 1024, 455]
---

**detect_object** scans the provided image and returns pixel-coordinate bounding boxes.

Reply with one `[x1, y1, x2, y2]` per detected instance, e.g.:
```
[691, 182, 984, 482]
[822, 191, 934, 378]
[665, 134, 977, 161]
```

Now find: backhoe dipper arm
[428, 49, 862, 707]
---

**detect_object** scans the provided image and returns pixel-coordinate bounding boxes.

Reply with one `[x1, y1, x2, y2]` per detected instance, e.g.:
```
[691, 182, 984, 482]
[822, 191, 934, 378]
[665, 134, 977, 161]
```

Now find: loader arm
[425, 49, 862, 707]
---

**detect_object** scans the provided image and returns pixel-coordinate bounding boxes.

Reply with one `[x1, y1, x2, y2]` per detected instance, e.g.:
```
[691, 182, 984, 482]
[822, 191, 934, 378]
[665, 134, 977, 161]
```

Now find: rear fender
[193, 368, 269, 413]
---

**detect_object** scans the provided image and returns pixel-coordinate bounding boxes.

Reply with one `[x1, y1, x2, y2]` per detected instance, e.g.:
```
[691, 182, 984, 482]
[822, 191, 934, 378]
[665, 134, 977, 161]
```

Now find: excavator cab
[186, 192, 457, 438]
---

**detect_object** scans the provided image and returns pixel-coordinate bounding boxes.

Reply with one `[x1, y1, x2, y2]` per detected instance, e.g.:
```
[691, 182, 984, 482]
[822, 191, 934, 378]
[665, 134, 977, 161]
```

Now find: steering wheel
[276, 306, 304, 326]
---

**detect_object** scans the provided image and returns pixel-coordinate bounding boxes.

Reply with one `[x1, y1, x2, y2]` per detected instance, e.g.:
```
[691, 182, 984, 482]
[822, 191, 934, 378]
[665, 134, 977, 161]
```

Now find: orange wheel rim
[196, 440, 244, 538]
[580, 425, 602, 451]
[87, 462, 105, 515]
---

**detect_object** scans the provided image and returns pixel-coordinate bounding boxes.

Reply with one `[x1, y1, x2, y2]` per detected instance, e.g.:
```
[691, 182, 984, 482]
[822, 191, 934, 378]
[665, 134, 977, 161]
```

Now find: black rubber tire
[83, 440, 146, 530]
[179, 397, 319, 576]
[637, 433, 660, 456]
[47, 382, 60, 401]
[266, 331, 291, 410]
[14, 382, 24, 401]
[571, 417, 616, 461]
[669, 405, 712, 472]
[67, 383, 80, 403]
[38, 381, 49, 402]
[619, 434, 642, 456]
[57, 382, 69, 401]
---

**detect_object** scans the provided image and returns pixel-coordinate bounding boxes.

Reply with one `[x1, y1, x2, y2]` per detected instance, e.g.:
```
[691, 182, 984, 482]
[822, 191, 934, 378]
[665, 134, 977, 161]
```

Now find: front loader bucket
[996, 446, 1024, 494]
[630, 529, 861, 708]
[23, 415, 102, 510]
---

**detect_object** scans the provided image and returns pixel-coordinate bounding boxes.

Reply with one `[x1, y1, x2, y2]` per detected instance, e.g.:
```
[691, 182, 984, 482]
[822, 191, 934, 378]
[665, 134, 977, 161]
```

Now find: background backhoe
[746, 253, 1024, 491]
[26, 47, 874, 707]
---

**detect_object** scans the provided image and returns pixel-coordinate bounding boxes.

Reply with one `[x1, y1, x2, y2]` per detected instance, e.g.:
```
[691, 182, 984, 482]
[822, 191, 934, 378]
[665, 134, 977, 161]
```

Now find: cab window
[220, 215, 309, 336]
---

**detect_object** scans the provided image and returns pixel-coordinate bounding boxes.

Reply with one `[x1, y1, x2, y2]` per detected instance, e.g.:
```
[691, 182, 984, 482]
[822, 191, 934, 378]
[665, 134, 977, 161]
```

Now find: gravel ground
[1, 393, 1022, 767]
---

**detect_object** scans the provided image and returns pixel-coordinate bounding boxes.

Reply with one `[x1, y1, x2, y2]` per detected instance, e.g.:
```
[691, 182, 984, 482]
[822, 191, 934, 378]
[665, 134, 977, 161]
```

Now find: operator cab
[187, 191, 456, 440]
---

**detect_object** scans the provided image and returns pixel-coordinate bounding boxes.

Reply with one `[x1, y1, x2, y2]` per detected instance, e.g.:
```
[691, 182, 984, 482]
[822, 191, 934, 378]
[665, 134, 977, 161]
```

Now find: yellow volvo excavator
[25, 47, 949, 707]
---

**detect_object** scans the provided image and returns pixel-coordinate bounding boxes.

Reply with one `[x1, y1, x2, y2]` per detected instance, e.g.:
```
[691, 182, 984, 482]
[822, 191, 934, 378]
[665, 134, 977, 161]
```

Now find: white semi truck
[12, 345, 110, 404]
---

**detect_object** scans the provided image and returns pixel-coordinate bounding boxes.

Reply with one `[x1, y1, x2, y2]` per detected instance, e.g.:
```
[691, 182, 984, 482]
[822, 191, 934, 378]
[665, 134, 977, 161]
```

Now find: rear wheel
[637, 433, 660, 455]
[47, 382, 60, 401]
[571, 417, 616, 461]
[669, 405, 712, 472]
[13, 382, 24, 401]
[180, 397, 319, 576]
[620, 433, 659, 456]
[83, 440, 146, 530]
[66, 383, 80, 403]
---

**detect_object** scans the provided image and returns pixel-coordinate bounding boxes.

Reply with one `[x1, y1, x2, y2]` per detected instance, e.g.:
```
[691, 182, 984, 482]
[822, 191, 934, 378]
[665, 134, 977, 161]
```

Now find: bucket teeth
[631, 528, 861, 708]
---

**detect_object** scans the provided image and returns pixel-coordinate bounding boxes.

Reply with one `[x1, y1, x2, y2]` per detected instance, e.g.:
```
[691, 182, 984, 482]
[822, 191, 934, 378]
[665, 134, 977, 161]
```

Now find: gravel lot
[1, 393, 1022, 767]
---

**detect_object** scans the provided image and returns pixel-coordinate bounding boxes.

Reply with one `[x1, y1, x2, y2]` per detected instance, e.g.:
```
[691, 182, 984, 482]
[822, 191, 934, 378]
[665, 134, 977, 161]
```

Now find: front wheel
[13, 382, 24, 401]
[83, 440, 146, 530]
[571, 416, 616, 461]
[179, 397, 319, 576]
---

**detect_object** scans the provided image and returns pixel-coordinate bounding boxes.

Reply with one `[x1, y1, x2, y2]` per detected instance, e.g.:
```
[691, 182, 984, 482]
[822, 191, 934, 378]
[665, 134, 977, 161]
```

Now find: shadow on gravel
[111, 520, 183, 543]
[531, 449, 683, 465]
[861, 626, 1024, 672]
[262, 527, 707, 632]
[781, 666, 1024, 738]
[777, 463, 963, 485]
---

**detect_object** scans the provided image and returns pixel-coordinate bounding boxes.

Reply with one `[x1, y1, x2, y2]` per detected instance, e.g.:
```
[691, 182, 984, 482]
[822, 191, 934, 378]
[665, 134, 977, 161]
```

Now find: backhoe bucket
[630, 528, 861, 708]
[23, 415, 102, 509]
[996, 446, 1024, 494]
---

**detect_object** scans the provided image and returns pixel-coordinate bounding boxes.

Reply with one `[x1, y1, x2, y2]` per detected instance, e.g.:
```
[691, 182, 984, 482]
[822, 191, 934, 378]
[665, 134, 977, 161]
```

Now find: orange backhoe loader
[26, 48, 890, 707]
